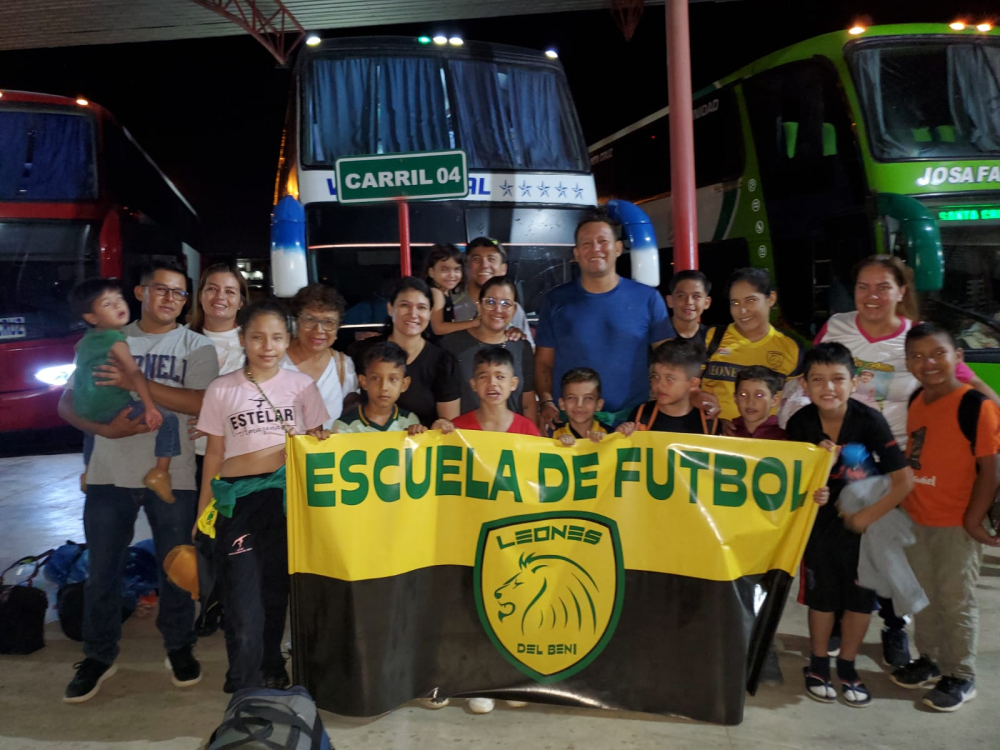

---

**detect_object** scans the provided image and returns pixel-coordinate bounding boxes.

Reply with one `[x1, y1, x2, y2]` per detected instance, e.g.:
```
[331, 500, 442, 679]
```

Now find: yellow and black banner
[287, 429, 831, 724]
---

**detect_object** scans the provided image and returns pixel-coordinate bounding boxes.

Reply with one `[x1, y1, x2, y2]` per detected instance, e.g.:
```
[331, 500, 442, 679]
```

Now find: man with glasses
[57, 260, 219, 704]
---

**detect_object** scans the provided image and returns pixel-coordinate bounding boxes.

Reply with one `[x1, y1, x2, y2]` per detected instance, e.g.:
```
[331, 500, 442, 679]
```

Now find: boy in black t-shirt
[617, 339, 716, 436]
[787, 343, 913, 708]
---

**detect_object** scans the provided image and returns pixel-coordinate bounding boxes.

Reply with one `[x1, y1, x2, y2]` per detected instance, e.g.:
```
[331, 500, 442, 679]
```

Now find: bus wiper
[926, 297, 1000, 336]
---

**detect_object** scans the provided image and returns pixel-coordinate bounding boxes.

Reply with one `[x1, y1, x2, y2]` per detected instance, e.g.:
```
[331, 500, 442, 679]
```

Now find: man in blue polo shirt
[535, 211, 676, 430]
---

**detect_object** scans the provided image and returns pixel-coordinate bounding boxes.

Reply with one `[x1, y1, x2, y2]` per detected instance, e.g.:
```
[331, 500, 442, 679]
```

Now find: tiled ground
[1, 452, 997, 750]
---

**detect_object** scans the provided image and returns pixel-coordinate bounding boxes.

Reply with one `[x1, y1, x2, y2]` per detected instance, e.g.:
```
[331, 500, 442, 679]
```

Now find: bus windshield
[303, 55, 588, 172]
[0, 110, 97, 201]
[850, 40, 1000, 160]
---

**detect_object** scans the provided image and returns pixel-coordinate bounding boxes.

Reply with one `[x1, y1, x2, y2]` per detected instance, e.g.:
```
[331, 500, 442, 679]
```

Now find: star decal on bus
[572, 183, 584, 199]
[537, 182, 550, 197]
[555, 182, 568, 198]
[499, 180, 514, 197]
[519, 181, 532, 197]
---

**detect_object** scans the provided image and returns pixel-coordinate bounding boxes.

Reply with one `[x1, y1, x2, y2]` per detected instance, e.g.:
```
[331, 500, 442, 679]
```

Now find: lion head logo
[475, 512, 624, 682]
[493, 551, 600, 635]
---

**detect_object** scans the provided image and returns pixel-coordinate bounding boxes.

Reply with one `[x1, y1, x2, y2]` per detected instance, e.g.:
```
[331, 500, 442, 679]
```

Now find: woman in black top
[350, 277, 461, 427]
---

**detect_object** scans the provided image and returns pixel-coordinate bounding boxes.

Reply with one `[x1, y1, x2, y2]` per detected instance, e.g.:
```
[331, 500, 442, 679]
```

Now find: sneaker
[143, 468, 175, 504]
[803, 667, 836, 703]
[759, 648, 784, 687]
[923, 676, 976, 712]
[840, 680, 872, 708]
[165, 646, 202, 687]
[826, 634, 841, 657]
[64, 659, 117, 704]
[881, 627, 910, 668]
[468, 697, 495, 714]
[263, 664, 291, 691]
[890, 656, 941, 690]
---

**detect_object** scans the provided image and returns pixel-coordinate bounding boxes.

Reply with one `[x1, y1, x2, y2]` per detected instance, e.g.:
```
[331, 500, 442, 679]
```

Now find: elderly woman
[280, 283, 359, 429]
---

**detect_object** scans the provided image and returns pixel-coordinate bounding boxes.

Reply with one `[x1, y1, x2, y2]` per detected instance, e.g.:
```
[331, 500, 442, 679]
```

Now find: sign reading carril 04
[333, 150, 468, 204]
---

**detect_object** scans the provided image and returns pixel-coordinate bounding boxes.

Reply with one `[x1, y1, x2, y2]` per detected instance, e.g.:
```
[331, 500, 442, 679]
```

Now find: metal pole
[666, 0, 698, 271]
[398, 200, 412, 276]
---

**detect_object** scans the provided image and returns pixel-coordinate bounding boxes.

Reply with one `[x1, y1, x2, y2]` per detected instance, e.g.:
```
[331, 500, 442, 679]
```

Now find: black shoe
[64, 659, 117, 704]
[759, 647, 784, 687]
[881, 627, 910, 668]
[923, 676, 977, 712]
[195, 600, 224, 638]
[890, 655, 941, 689]
[165, 646, 202, 687]
[826, 634, 841, 657]
[263, 664, 291, 691]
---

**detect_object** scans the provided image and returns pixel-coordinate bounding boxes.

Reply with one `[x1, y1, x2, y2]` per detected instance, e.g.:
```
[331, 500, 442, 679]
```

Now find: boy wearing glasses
[69, 278, 181, 504]
[58, 261, 218, 703]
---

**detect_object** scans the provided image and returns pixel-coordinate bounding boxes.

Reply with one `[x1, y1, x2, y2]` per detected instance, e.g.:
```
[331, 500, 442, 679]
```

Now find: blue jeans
[82, 484, 197, 664]
[82, 401, 181, 465]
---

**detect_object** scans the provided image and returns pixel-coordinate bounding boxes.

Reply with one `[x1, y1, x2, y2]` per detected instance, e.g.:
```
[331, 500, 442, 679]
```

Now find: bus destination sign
[937, 205, 1000, 223]
[334, 150, 469, 204]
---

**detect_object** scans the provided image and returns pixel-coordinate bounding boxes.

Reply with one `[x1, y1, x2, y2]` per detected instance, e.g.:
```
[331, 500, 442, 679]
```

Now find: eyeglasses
[480, 297, 515, 310]
[144, 284, 189, 301]
[298, 314, 339, 331]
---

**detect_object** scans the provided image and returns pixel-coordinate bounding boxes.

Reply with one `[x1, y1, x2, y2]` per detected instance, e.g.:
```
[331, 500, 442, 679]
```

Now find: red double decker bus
[0, 91, 201, 434]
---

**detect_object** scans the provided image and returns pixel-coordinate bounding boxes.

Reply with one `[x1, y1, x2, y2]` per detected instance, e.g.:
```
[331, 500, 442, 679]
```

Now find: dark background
[0, 0, 995, 257]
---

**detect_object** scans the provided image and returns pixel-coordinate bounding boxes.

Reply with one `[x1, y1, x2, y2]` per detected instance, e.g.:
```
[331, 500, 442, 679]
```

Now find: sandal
[841, 680, 872, 708]
[803, 667, 836, 703]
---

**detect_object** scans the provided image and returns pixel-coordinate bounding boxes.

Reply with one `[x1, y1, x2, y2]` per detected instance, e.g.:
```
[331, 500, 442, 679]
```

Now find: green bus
[589, 23, 1000, 387]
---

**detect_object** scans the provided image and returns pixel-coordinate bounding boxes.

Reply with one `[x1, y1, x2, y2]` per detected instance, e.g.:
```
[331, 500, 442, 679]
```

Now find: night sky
[0, 0, 995, 259]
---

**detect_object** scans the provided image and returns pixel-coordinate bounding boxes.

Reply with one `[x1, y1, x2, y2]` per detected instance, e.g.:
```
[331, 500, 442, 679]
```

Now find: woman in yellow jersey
[701, 267, 802, 423]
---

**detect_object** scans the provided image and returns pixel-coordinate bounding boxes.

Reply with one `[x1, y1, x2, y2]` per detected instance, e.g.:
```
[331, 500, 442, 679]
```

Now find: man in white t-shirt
[58, 261, 219, 704]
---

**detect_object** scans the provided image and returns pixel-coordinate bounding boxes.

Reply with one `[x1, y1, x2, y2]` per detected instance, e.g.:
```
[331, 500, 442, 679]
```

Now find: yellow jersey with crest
[701, 324, 802, 421]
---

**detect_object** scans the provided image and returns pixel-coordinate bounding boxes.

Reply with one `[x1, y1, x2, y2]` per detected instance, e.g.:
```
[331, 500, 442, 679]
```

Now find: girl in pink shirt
[196, 300, 328, 693]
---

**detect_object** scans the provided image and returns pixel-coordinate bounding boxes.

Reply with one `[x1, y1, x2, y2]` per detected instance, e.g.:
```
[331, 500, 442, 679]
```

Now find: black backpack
[0, 550, 53, 655]
[908, 387, 987, 453]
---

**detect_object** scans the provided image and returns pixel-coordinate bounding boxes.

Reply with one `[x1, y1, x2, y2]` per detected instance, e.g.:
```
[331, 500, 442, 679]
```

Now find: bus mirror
[271, 195, 308, 298]
[782, 121, 799, 159]
[605, 199, 660, 288]
[875, 193, 944, 292]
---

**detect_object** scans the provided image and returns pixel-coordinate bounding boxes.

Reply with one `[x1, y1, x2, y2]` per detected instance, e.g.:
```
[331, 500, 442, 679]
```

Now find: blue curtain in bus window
[853, 49, 909, 159]
[376, 57, 449, 153]
[308, 57, 379, 162]
[0, 112, 31, 200]
[451, 60, 584, 171]
[947, 45, 1000, 154]
[28, 114, 95, 200]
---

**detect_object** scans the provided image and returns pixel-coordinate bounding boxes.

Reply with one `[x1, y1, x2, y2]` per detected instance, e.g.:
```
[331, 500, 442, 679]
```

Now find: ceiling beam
[188, 0, 305, 63]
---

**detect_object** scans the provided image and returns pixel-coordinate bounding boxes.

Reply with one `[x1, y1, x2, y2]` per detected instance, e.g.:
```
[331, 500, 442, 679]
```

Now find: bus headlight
[35, 364, 76, 386]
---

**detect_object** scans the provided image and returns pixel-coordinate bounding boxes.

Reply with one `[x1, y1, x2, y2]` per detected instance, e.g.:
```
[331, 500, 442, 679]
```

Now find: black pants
[832, 596, 906, 639]
[215, 484, 288, 691]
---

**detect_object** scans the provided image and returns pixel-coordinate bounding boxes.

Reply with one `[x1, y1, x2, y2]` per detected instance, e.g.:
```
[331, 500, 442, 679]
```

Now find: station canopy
[0, 0, 662, 52]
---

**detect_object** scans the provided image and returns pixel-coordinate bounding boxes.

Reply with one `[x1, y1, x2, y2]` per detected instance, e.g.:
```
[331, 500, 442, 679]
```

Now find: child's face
[804, 363, 856, 413]
[729, 280, 776, 338]
[735, 379, 778, 424]
[428, 258, 463, 292]
[83, 290, 130, 329]
[240, 313, 289, 369]
[667, 279, 711, 323]
[559, 381, 604, 426]
[471, 361, 517, 406]
[650, 363, 698, 407]
[360, 361, 410, 409]
[860, 370, 874, 383]
[906, 333, 961, 388]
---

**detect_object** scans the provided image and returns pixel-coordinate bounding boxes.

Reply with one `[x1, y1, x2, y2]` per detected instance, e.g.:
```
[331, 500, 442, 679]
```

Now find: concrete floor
[1, 451, 998, 750]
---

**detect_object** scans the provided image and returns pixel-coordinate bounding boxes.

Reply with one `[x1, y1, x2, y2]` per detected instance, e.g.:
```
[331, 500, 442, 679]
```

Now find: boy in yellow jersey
[701, 268, 802, 423]
[553, 367, 609, 445]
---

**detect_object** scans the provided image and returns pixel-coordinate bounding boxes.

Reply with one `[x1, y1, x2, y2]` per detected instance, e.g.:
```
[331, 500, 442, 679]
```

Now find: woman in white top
[280, 283, 359, 429]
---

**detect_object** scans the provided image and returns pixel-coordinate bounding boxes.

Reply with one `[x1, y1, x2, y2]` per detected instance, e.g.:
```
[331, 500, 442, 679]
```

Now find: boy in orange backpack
[617, 339, 717, 436]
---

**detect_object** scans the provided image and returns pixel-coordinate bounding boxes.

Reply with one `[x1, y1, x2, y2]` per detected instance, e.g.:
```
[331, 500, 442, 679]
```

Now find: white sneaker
[468, 697, 495, 714]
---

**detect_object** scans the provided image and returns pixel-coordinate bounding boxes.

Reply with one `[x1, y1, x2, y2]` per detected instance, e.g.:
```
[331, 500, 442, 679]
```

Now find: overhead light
[306, 35, 321, 46]
[35, 364, 75, 386]
[432, 35, 448, 45]
[417, 36, 431, 44]
[977, 22, 992, 31]
[76, 98, 89, 106]
[448, 36, 463, 46]
[545, 49, 558, 59]
[950, 21, 966, 30]
[848, 26, 865, 35]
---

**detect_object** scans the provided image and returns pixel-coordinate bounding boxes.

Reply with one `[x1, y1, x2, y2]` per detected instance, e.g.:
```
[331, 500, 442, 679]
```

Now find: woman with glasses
[441, 276, 537, 420]
[349, 277, 461, 427]
[280, 283, 359, 429]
